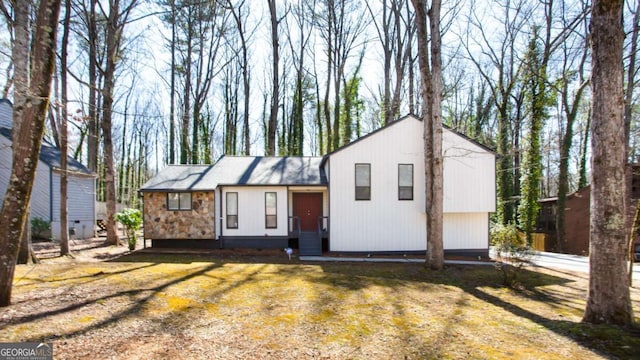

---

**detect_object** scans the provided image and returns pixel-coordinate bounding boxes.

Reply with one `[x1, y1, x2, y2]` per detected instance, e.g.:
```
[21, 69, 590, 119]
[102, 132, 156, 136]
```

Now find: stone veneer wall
[143, 191, 215, 239]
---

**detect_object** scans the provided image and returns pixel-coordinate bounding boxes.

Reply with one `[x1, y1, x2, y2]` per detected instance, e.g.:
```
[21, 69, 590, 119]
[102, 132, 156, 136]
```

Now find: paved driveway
[529, 250, 640, 278]
[305, 249, 640, 279]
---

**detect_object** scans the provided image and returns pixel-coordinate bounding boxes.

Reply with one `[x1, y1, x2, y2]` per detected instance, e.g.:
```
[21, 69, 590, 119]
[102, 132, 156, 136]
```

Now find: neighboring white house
[139, 114, 496, 257]
[0, 99, 96, 240]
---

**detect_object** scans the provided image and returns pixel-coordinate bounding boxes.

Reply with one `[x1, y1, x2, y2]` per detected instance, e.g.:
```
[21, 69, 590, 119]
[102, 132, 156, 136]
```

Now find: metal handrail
[317, 216, 329, 236]
[289, 216, 301, 236]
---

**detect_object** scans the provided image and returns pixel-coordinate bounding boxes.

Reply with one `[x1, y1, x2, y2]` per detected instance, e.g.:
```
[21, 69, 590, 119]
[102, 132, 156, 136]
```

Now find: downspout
[49, 166, 53, 223]
[322, 156, 330, 252]
[219, 186, 223, 249]
[140, 191, 145, 249]
[487, 213, 491, 259]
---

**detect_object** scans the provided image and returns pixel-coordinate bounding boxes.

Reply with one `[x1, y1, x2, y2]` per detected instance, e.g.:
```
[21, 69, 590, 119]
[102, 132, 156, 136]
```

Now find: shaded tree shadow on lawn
[8, 263, 159, 306]
[309, 262, 640, 359]
[32, 238, 132, 261]
[14, 262, 157, 286]
[6, 260, 275, 346]
[7, 252, 639, 358]
[1, 262, 222, 338]
[460, 280, 640, 358]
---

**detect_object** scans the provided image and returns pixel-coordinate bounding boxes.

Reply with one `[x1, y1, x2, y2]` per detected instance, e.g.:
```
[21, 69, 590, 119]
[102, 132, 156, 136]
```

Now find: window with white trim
[355, 163, 371, 200]
[398, 164, 414, 200]
[226, 192, 238, 229]
[167, 192, 192, 210]
[265, 192, 277, 228]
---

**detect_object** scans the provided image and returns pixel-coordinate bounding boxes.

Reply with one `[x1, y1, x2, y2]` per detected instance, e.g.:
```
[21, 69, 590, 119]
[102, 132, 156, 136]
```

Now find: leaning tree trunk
[0, 0, 62, 307]
[583, 0, 633, 326]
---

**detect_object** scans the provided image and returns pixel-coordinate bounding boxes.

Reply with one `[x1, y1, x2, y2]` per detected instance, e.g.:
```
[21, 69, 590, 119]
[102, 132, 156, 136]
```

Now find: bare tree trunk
[0, 0, 61, 307]
[87, 0, 98, 173]
[324, 9, 333, 152]
[118, 92, 131, 203]
[623, 3, 640, 282]
[313, 60, 324, 155]
[412, 0, 444, 270]
[242, 46, 250, 156]
[181, 5, 193, 164]
[381, 0, 392, 125]
[48, 103, 60, 148]
[406, 0, 416, 116]
[223, 65, 238, 155]
[233, 0, 251, 156]
[624, 2, 640, 160]
[368, 0, 408, 125]
[59, 0, 71, 256]
[583, 0, 633, 326]
[191, 25, 202, 165]
[267, 0, 279, 156]
[286, 0, 311, 156]
[101, 0, 123, 246]
[578, 107, 591, 189]
[17, 215, 36, 264]
[169, 0, 176, 164]
[628, 199, 639, 285]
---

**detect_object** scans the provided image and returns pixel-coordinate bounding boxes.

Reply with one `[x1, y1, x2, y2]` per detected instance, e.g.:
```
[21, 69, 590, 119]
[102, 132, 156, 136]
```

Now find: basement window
[167, 192, 192, 210]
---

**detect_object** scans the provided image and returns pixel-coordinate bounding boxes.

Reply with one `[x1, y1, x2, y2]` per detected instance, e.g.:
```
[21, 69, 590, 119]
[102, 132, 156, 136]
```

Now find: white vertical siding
[221, 186, 289, 237]
[443, 129, 496, 212]
[50, 173, 96, 240]
[443, 213, 489, 250]
[329, 117, 427, 252]
[329, 115, 494, 252]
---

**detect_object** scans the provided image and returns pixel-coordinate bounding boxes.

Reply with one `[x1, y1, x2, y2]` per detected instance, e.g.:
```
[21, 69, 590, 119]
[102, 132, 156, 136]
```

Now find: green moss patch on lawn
[1, 251, 639, 359]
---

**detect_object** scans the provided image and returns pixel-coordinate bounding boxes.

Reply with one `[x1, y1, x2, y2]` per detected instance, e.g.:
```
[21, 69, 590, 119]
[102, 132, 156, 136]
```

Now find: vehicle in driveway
[635, 244, 640, 262]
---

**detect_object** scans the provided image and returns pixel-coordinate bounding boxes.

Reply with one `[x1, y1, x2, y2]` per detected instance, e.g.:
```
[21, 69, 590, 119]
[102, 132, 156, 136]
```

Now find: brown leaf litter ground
[1, 238, 639, 359]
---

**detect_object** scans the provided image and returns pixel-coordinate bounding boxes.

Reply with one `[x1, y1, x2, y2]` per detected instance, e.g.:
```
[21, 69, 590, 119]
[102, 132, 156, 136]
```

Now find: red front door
[293, 193, 323, 231]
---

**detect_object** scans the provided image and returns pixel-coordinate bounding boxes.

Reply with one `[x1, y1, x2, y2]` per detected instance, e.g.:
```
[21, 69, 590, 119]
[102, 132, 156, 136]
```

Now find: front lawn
[1, 251, 639, 359]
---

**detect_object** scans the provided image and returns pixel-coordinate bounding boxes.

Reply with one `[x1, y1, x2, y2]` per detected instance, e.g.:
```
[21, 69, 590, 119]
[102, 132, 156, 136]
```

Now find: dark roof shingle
[0, 127, 93, 175]
[212, 156, 326, 186]
[139, 156, 327, 192]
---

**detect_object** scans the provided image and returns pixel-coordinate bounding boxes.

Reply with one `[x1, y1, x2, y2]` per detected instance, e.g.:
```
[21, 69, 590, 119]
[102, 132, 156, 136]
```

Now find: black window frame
[226, 192, 239, 229]
[265, 192, 277, 229]
[355, 163, 371, 201]
[167, 192, 192, 210]
[398, 164, 414, 200]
